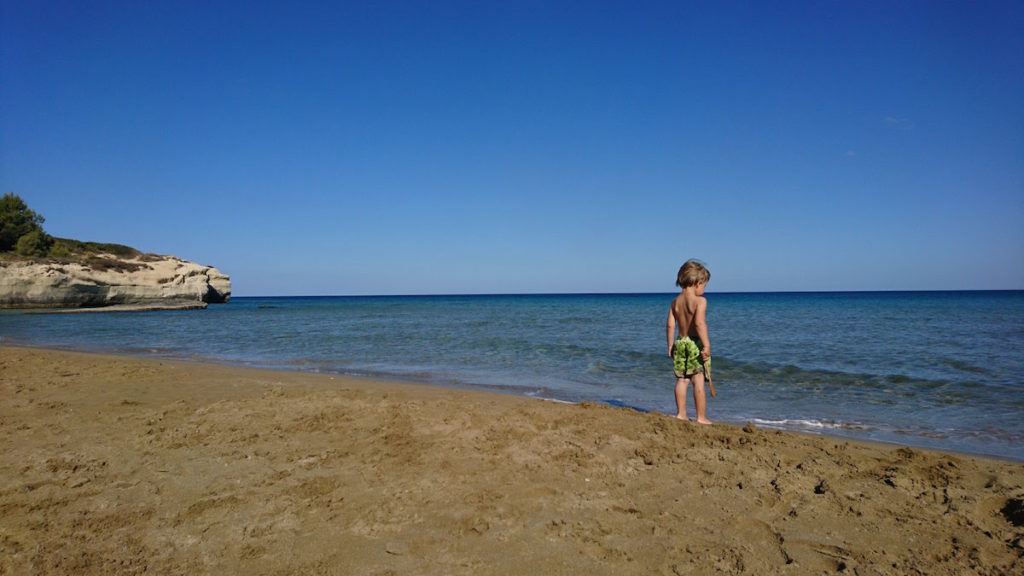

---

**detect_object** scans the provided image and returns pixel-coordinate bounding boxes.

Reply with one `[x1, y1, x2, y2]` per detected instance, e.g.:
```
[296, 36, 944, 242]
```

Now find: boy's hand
[668, 345, 675, 358]
[701, 348, 711, 361]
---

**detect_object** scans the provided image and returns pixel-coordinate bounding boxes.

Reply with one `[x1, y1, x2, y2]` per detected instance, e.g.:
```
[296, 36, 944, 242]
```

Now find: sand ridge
[1, 346, 1021, 574]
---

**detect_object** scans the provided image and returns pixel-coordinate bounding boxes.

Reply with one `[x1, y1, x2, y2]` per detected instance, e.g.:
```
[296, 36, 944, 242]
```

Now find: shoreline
[2, 345, 1022, 574]
[3, 340, 1016, 464]
[5, 290, 1022, 463]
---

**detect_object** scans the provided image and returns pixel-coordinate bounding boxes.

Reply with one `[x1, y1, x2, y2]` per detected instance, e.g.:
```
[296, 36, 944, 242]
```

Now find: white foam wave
[751, 418, 866, 431]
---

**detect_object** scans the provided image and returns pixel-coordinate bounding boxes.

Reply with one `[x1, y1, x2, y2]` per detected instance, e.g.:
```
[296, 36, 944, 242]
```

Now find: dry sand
[1, 346, 1022, 575]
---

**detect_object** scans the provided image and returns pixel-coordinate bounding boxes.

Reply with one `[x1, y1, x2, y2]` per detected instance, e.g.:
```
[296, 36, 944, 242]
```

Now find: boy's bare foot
[696, 418, 712, 425]
[675, 415, 688, 421]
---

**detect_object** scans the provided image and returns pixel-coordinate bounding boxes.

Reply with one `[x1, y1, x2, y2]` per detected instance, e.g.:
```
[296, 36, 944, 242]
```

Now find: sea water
[2, 291, 1022, 461]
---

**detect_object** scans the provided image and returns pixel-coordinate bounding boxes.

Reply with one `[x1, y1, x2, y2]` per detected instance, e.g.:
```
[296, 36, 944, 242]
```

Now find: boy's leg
[674, 377, 690, 420]
[691, 373, 712, 424]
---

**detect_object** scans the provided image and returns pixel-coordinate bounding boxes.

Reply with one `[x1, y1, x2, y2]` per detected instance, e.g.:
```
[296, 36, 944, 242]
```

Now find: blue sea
[2, 291, 1023, 461]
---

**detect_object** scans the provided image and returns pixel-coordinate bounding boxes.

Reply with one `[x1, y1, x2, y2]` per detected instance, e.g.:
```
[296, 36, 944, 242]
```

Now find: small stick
[706, 358, 716, 397]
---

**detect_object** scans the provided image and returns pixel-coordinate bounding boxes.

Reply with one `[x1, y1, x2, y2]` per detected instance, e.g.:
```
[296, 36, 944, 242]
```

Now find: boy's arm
[666, 308, 676, 357]
[695, 297, 711, 360]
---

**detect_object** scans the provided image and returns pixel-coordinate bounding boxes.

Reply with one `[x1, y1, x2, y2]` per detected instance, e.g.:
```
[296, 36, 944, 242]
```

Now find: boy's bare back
[670, 291, 707, 342]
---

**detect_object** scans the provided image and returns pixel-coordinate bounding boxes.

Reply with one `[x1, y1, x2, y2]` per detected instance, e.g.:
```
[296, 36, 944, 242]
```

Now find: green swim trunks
[673, 336, 709, 379]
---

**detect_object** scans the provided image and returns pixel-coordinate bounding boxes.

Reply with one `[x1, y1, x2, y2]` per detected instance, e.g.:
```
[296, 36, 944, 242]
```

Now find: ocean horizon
[3, 290, 1023, 461]
[234, 289, 1024, 298]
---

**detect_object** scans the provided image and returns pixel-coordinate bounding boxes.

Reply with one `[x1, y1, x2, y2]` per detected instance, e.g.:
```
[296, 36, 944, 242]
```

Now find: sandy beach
[1, 346, 1021, 575]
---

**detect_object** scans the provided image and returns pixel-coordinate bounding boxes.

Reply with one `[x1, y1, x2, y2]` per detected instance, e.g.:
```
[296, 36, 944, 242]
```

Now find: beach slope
[1, 346, 1021, 575]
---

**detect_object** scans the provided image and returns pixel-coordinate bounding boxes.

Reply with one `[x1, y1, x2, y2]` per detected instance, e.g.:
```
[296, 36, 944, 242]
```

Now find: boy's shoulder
[672, 290, 705, 307]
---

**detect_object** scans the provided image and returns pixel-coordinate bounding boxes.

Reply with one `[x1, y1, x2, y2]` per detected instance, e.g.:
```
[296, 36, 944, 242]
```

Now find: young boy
[666, 259, 712, 424]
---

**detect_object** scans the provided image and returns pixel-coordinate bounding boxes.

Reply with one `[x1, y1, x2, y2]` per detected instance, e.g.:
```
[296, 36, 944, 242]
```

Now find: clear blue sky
[2, 1, 1022, 295]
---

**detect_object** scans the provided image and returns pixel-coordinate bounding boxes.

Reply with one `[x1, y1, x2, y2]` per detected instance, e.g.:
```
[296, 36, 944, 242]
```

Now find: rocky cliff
[0, 254, 230, 310]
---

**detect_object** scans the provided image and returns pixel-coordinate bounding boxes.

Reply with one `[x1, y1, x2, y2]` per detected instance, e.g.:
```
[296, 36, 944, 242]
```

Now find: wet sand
[1, 345, 1022, 575]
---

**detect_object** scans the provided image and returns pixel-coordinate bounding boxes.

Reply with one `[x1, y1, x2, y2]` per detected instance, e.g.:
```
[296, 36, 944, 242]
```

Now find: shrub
[83, 255, 145, 273]
[48, 240, 72, 259]
[87, 242, 139, 257]
[49, 237, 141, 258]
[0, 193, 45, 251]
[15, 229, 53, 257]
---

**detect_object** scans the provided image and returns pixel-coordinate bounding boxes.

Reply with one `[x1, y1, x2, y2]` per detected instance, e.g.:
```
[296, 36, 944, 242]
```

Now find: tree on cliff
[0, 193, 47, 252]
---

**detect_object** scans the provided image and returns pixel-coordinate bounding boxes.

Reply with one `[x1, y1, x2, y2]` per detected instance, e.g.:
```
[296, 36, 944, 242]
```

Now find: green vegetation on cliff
[1, 193, 155, 270]
[0, 193, 47, 254]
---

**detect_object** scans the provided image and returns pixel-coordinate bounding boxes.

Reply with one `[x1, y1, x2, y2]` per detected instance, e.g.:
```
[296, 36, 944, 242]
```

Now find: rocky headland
[0, 253, 230, 311]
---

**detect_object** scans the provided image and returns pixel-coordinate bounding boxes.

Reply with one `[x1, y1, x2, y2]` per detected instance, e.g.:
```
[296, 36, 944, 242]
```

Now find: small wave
[751, 418, 867, 431]
[601, 399, 650, 413]
[723, 358, 957, 393]
[117, 346, 180, 355]
[939, 358, 991, 376]
[286, 358, 329, 367]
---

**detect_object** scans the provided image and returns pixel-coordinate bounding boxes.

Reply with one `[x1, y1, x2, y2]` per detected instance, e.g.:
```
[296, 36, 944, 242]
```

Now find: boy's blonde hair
[676, 259, 710, 288]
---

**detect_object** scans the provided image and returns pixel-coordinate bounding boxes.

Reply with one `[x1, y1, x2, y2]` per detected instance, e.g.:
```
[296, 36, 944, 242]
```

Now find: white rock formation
[0, 254, 231, 310]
